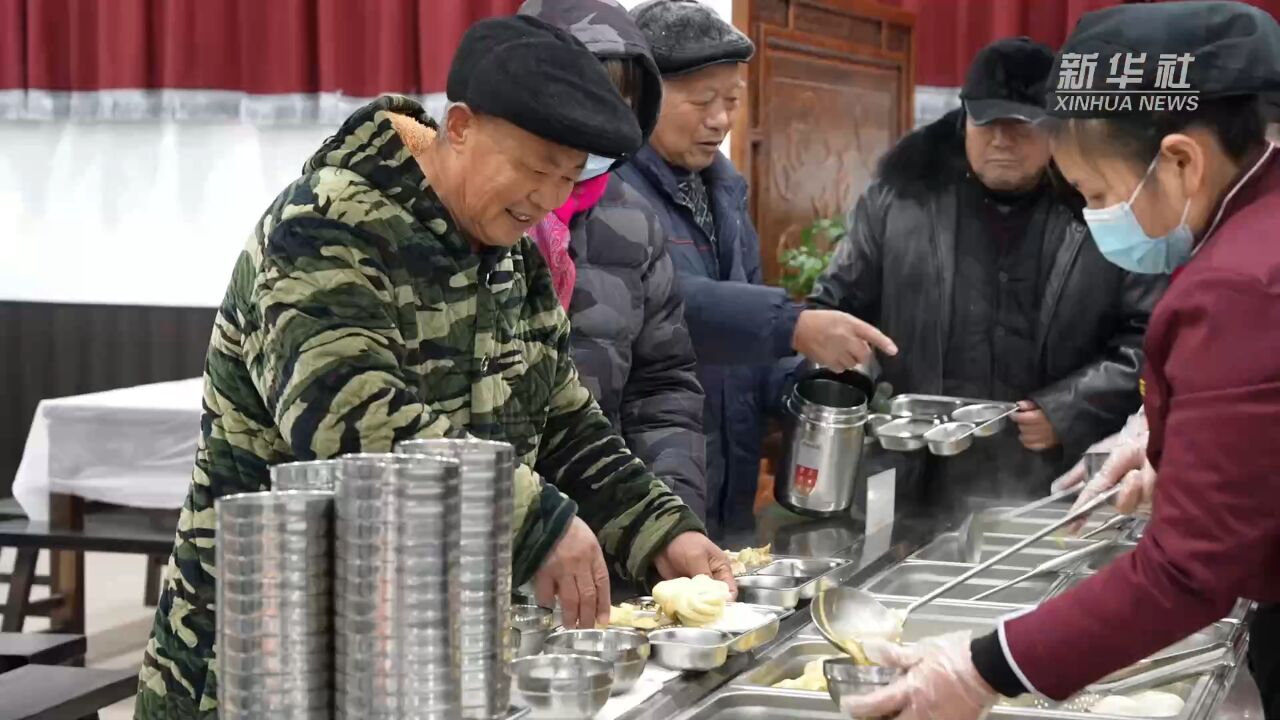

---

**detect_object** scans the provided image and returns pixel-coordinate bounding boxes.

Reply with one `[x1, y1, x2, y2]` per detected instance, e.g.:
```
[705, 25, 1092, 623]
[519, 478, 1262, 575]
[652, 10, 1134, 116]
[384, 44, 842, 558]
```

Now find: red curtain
[883, 0, 1280, 88]
[0, 0, 522, 120]
[0, 0, 23, 93]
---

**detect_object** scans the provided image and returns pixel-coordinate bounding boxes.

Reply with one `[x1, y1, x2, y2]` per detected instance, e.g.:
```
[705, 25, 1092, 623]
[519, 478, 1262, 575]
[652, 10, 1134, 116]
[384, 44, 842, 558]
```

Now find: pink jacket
[529, 174, 611, 310]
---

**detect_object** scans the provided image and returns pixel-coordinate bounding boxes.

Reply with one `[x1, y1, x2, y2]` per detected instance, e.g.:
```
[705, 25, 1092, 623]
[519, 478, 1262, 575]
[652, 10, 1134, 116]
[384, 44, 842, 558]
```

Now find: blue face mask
[578, 153, 617, 181]
[1082, 156, 1194, 275]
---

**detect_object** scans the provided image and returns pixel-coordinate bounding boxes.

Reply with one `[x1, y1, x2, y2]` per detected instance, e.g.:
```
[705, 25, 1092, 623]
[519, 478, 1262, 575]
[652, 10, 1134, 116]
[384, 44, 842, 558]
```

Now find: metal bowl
[824, 658, 903, 710]
[951, 403, 1014, 437]
[543, 629, 649, 695]
[924, 422, 975, 456]
[512, 605, 556, 658]
[511, 654, 614, 718]
[875, 418, 935, 452]
[648, 627, 732, 672]
[735, 575, 804, 609]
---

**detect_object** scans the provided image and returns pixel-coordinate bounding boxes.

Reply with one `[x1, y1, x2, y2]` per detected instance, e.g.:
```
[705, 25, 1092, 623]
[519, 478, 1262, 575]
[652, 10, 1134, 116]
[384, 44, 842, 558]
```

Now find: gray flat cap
[630, 0, 755, 76]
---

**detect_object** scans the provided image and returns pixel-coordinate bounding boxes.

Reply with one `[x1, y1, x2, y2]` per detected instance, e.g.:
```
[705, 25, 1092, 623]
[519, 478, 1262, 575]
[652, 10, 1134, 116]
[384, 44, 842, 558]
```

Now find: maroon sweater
[996, 148, 1280, 699]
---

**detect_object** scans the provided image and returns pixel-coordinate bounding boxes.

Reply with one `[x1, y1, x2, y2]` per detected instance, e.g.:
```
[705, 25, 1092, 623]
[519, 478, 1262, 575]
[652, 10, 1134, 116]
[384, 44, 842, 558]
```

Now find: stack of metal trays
[271, 459, 340, 493]
[335, 452, 461, 719]
[215, 490, 335, 719]
[398, 439, 517, 720]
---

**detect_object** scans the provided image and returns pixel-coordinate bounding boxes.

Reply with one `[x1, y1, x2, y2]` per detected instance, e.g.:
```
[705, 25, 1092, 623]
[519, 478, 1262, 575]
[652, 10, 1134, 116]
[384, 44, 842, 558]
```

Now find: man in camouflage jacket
[136, 19, 733, 718]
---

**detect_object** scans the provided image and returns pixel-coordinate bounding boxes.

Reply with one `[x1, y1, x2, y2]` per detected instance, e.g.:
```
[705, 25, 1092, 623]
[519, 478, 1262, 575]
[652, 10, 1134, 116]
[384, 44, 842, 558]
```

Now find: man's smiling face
[447, 108, 587, 248]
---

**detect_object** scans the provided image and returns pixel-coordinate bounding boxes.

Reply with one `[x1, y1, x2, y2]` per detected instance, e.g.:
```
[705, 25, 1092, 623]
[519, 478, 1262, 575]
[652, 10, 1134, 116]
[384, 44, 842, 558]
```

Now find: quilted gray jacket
[521, 0, 707, 518]
[566, 177, 707, 519]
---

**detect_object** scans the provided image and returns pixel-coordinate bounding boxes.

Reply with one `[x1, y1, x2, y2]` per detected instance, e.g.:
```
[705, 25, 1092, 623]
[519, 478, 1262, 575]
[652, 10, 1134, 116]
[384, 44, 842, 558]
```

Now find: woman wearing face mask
[517, 0, 709, 521]
[841, 4, 1280, 719]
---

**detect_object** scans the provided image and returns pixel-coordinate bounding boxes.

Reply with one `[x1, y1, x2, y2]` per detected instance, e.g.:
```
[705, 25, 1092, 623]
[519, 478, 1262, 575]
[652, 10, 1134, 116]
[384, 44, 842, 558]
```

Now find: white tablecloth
[12, 378, 204, 522]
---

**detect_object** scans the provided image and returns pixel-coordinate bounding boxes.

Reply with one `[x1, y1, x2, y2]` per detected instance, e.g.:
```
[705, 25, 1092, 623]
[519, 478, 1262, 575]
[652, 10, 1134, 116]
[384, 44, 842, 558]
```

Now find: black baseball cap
[961, 37, 1055, 125]
[447, 15, 642, 158]
[1047, 1, 1280, 118]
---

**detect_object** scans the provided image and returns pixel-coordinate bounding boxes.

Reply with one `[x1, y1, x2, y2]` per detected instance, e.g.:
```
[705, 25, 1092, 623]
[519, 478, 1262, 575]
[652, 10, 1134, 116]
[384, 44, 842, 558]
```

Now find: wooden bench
[0, 632, 85, 672]
[0, 664, 138, 720]
[0, 496, 176, 633]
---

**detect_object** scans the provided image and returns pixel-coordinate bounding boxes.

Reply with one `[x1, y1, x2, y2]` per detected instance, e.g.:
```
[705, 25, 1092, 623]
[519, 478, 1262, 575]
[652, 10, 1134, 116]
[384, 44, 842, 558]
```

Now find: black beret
[1047, 1, 1280, 118]
[447, 15, 642, 158]
[630, 0, 755, 76]
[961, 37, 1055, 125]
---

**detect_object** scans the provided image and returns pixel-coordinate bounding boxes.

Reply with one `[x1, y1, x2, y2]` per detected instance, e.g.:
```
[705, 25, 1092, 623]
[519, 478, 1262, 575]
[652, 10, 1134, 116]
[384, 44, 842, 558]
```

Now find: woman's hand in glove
[840, 632, 997, 720]
[1064, 442, 1156, 535]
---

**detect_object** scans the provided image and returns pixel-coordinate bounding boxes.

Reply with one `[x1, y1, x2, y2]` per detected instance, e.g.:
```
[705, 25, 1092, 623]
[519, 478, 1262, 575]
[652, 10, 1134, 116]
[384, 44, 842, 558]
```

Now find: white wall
[0, 0, 738, 308]
[0, 121, 331, 307]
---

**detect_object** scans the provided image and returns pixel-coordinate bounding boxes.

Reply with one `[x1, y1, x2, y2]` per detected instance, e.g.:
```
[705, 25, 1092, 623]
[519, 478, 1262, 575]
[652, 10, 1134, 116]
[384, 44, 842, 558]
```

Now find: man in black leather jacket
[809, 38, 1167, 510]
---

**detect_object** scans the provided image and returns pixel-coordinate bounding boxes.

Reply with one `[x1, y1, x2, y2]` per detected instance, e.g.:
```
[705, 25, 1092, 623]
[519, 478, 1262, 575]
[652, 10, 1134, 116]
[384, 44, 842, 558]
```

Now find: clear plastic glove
[1049, 409, 1149, 496]
[1063, 442, 1156, 536]
[841, 632, 996, 720]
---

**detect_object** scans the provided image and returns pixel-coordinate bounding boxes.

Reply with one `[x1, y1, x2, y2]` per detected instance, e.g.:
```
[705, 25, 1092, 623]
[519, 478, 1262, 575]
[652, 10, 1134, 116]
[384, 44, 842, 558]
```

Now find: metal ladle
[957, 483, 1127, 564]
[965, 514, 1136, 603]
[968, 538, 1118, 603]
[997, 482, 1085, 522]
[812, 485, 1123, 661]
[1079, 512, 1134, 541]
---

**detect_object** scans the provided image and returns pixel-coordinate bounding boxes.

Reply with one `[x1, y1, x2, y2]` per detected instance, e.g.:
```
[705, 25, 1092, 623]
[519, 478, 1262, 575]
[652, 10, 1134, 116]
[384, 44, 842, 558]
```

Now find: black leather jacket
[810, 110, 1167, 502]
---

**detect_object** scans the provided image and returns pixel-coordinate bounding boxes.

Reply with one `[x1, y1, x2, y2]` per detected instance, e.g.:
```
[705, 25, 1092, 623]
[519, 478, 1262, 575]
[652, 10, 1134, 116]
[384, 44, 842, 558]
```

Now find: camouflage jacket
[566, 177, 708, 518]
[135, 95, 703, 719]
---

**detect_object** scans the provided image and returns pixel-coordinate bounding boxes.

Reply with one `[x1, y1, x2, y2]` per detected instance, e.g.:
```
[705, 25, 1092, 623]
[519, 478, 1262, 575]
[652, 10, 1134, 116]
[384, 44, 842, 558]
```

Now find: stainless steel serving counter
[612, 506, 1264, 720]
[612, 510, 940, 720]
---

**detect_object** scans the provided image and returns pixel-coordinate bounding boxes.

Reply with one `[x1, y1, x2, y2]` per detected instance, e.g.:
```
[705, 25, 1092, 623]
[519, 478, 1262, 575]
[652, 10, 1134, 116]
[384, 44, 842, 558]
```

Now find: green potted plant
[779, 216, 844, 299]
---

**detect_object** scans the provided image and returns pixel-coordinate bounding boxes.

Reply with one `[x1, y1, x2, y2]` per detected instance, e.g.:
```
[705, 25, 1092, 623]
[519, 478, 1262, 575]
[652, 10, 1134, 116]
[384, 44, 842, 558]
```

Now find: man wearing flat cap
[616, 0, 898, 537]
[809, 37, 1166, 512]
[135, 16, 733, 718]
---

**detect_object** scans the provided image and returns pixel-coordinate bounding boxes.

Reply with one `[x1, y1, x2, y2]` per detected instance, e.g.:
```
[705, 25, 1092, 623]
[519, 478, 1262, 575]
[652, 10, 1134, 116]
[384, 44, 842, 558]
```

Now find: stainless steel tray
[963, 505, 1119, 537]
[1101, 622, 1236, 681]
[911, 532, 1101, 571]
[675, 688, 1103, 720]
[732, 636, 1217, 719]
[614, 598, 790, 668]
[874, 394, 1016, 456]
[747, 622, 1228, 707]
[731, 639, 840, 690]
[860, 561, 1078, 607]
[725, 603, 790, 654]
[731, 639, 1205, 716]
[796, 598, 1009, 642]
[888, 394, 977, 419]
[735, 556, 855, 607]
[675, 689, 850, 720]
[888, 598, 1005, 639]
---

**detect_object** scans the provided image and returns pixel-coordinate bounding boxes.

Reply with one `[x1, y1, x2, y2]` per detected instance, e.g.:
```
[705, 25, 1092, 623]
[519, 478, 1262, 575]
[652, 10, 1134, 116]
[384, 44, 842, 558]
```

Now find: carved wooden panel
[759, 37, 900, 280]
[733, 0, 915, 285]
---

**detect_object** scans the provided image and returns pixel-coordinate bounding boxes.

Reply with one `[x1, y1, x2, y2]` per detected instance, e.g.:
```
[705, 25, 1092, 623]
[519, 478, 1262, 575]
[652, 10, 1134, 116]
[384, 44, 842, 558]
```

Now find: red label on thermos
[794, 465, 820, 496]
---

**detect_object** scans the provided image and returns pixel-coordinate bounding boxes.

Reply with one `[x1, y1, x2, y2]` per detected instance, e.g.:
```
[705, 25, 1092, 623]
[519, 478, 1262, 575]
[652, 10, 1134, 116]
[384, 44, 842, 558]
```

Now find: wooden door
[732, 0, 915, 286]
